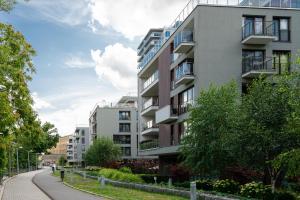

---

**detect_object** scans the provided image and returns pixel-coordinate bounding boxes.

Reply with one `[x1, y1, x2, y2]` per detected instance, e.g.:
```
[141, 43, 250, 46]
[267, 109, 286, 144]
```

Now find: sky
[0, 0, 187, 135]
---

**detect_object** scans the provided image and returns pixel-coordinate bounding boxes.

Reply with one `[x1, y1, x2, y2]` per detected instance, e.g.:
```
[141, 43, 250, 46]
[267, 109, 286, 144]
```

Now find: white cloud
[32, 92, 54, 110]
[65, 55, 95, 69]
[91, 43, 137, 91]
[88, 0, 187, 39]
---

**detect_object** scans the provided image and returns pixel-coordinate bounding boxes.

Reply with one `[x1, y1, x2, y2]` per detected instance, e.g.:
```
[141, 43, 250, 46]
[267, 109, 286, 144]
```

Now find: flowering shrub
[213, 179, 240, 194]
[196, 179, 214, 191]
[119, 166, 132, 174]
[240, 182, 273, 199]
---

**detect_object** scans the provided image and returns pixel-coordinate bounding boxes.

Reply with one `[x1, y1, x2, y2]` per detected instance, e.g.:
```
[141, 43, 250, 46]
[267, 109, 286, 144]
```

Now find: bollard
[83, 171, 86, 180]
[154, 176, 157, 185]
[168, 178, 172, 188]
[60, 169, 65, 182]
[190, 181, 197, 200]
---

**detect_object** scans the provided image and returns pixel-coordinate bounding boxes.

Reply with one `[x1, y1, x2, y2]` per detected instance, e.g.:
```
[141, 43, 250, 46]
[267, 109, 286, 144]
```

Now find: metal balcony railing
[174, 30, 194, 50]
[142, 97, 159, 110]
[175, 61, 194, 81]
[242, 56, 274, 74]
[140, 139, 159, 150]
[138, 0, 299, 71]
[242, 21, 276, 41]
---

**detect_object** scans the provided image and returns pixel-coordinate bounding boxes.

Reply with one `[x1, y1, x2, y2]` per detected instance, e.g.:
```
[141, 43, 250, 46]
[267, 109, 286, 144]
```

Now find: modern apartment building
[137, 0, 300, 175]
[48, 135, 70, 155]
[89, 96, 139, 159]
[67, 127, 89, 166]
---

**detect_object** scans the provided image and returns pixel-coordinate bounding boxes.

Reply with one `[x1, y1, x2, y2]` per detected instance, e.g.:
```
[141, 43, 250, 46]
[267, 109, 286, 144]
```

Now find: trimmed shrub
[213, 179, 240, 194]
[196, 179, 214, 191]
[119, 166, 132, 174]
[240, 182, 274, 199]
[173, 181, 190, 189]
[275, 191, 296, 200]
[99, 168, 144, 183]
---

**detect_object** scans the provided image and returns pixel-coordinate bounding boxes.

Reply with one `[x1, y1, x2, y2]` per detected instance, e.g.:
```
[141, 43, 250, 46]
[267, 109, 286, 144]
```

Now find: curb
[32, 174, 55, 200]
[63, 181, 115, 200]
[0, 176, 16, 200]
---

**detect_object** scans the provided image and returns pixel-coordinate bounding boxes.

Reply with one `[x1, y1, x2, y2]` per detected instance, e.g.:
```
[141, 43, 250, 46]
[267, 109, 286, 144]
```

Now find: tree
[237, 73, 300, 192]
[180, 81, 240, 175]
[85, 137, 121, 167]
[58, 155, 66, 167]
[0, 0, 16, 11]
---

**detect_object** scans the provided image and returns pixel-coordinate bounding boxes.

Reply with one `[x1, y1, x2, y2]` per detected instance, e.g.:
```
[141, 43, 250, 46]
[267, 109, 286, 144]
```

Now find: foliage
[85, 137, 121, 167]
[213, 179, 240, 194]
[196, 179, 214, 191]
[105, 159, 158, 174]
[85, 166, 102, 171]
[275, 191, 296, 200]
[0, 0, 16, 11]
[139, 174, 169, 184]
[98, 168, 144, 183]
[170, 164, 191, 182]
[119, 166, 132, 174]
[180, 81, 240, 175]
[240, 182, 274, 199]
[58, 155, 66, 166]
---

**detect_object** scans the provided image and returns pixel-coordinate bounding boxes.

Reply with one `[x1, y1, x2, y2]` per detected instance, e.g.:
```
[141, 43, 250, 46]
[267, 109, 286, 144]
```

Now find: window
[273, 51, 290, 74]
[242, 50, 265, 73]
[119, 111, 131, 120]
[113, 135, 131, 144]
[121, 147, 131, 156]
[81, 130, 85, 136]
[273, 18, 290, 42]
[170, 125, 175, 146]
[81, 137, 85, 144]
[119, 123, 131, 132]
[242, 16, 264, 38]
[178, 87, 194, 114]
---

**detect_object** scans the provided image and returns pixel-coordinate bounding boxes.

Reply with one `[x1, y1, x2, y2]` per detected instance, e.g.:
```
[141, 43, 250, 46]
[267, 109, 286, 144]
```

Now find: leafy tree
[85, 137, 121, 167]
[0, 0, 16, 11]
[180, 81, 240, 175]
[58, 155, 66, 167]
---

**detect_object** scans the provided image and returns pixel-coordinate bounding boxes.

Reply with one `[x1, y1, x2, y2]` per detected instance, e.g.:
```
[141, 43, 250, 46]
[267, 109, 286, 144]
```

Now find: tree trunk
[271, 178, 276, 193]
[263, 166, 271, 185]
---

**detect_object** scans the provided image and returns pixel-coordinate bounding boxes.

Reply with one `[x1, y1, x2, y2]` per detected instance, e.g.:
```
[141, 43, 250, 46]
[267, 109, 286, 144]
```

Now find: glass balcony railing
[142, 120, 159, 131]
[142, 97, 159, 110]
[143, 70, 159, 90]
[175, 61, 194, 81]
[174, 30, 194, 50]
[242, 21, 276, 41]
[242, 56, 274, 74]
[140, 139, 159, 150]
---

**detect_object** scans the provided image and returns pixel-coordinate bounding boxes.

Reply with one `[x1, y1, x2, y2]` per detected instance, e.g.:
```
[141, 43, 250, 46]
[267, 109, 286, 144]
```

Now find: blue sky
[0, 0, 186, 135]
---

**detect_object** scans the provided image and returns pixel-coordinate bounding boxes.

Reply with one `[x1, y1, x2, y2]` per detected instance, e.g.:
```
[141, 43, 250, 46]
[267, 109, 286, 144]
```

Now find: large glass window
[242, 16, 264, 39]
[121, 147, 131, 156]
[113, 135, 131, 144]
[273, 18, 290, 42]
[242, 50, 265, 73]
[178, 87, 194, 114]
[273, 51, 290, 74]
[119, 111, 131, 120]
[119, 123, 131, 132]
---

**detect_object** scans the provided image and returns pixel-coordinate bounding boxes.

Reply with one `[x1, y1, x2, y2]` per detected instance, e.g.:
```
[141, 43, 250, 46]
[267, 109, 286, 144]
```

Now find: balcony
[141, 97, 159, 116]
[242, 57, 276, 79]
[140, 139, 159, 151]
[174, 61, 194, 86]
[141, 122, 159, 136]
[242, 21, 277, 44]
[156, 105, 178, 124]
[174, 30, 194, 54]
[141, 70, 159, 97]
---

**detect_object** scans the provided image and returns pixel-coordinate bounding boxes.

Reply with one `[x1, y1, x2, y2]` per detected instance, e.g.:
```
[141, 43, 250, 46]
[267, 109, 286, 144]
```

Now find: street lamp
[16, 146, 23, 174]
[27, 150, 33, 172]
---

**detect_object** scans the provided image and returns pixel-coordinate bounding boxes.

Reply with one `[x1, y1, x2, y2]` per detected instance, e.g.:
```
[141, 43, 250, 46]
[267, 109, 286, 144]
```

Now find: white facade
[89, 96, 139, 159]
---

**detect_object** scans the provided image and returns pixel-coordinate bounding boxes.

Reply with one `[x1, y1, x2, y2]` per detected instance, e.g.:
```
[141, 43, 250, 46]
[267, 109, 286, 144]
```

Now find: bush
[275, 191, 296, 200]
[99, 168, 144, 183]
[240, 182, 274, 199]
[85, 166, 102, 171]
[119, 166, 132, 174]
[213, 179, 240, 194]
[196, 179, 214, 191]
[173, 181, 190, 189]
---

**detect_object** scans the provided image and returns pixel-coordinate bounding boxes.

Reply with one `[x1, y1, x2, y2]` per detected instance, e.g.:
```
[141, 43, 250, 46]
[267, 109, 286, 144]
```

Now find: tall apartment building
[67, 127, 89, 166]
[89, 96, 139, 159]
[137, 0, 300, 175]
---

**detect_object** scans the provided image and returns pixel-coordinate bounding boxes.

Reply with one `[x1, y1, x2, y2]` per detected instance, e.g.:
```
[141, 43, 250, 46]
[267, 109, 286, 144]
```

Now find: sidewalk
[2, 170, 50, 200]
[33, 169, 105, 200]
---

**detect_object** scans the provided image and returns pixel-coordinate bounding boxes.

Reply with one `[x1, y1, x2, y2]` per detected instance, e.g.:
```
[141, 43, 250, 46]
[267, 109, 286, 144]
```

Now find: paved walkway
[33, 169, 105, 200]
[2, 170, 50, 200]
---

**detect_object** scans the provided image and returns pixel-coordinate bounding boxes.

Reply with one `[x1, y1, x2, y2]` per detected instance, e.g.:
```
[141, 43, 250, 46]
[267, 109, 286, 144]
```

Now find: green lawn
[53, 171, 188, 200]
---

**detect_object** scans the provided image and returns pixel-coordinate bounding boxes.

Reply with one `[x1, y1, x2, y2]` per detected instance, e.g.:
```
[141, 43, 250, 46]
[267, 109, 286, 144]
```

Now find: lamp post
[16, 146, 23, 174]
[27, 150, 33, 172]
